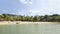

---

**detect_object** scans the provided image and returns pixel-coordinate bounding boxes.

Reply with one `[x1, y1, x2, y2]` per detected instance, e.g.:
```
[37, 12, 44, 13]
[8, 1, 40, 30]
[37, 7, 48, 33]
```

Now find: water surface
[0, 23, 60, 34]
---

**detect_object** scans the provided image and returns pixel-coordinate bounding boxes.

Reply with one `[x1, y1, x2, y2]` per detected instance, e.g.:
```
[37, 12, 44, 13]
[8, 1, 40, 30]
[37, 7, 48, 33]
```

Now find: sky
[0, 0, 60, 16]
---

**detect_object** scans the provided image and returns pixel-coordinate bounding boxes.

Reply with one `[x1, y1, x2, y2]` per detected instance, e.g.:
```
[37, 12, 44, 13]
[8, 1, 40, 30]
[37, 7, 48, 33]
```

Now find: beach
[0, 21, 59, 25]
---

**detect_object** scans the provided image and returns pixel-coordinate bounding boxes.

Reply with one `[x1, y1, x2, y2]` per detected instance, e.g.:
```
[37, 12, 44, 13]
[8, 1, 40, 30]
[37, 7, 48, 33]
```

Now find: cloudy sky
[0, 0, 60, 16]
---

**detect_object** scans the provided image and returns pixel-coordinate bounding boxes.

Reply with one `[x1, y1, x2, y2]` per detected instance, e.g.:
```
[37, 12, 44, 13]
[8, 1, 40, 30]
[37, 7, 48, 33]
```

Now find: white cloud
[30, 0, 60, 15]
[28, 9, 41, 16]
[19, 0, 33, 5]
[15, 10, 28, 15]
[19, 0, 60, 16]
[20, 0, 26, 2]
[29, 2, 32, 5]
[1, 10, 8, 14]
[19, 0, 28, 4]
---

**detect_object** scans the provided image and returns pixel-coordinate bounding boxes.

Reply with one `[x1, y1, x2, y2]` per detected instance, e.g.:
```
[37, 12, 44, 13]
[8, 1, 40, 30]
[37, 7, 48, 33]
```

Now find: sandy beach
[0, 21, 59, 25]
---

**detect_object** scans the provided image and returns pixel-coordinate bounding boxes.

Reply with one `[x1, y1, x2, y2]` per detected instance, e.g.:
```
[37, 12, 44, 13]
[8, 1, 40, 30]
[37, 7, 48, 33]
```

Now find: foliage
[0, 14, 60, 22]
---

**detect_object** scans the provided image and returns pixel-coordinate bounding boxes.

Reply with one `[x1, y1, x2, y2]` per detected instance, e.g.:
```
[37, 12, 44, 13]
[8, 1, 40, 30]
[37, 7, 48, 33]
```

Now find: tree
[52, 14, 59, 16]
[33, 16, 39, 21]
[44, 15, 48, 21]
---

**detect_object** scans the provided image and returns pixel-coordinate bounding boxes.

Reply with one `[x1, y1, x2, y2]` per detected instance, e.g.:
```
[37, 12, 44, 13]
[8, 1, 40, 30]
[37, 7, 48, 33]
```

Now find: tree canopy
[0, 14, 60, 22]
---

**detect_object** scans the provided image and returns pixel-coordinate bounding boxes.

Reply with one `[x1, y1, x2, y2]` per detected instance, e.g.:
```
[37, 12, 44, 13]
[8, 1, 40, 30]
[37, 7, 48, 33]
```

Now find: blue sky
[0, 0, 60, 16]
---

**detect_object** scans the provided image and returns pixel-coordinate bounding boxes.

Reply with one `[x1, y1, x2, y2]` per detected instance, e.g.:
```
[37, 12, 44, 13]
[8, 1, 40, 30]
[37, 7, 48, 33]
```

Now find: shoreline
[0, 21, 59, 25]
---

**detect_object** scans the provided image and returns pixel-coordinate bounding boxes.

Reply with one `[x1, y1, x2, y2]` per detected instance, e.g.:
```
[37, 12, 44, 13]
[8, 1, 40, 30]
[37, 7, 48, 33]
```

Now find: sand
[0, 21, 59, 25]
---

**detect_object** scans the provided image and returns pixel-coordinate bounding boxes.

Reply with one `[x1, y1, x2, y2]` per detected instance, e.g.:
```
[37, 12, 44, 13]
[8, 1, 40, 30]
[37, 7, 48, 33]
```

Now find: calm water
[0, 24, 60, 34]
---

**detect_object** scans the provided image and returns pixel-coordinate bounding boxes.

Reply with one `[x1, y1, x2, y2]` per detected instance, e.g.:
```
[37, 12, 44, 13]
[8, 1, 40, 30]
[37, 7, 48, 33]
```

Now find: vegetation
[0, 14, 60, 22]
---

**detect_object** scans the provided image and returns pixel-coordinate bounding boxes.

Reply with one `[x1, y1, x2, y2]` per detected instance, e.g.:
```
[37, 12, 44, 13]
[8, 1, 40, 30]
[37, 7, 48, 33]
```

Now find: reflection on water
[0, 24, 60, 34]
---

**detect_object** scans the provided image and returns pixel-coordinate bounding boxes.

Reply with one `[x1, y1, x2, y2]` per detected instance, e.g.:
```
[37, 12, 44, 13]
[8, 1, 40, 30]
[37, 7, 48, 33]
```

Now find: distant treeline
[0, 14, 60, 22]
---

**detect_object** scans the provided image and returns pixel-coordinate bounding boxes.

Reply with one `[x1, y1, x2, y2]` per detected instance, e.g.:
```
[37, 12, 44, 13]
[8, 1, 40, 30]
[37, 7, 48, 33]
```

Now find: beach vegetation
[0, 14, 60, 22]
